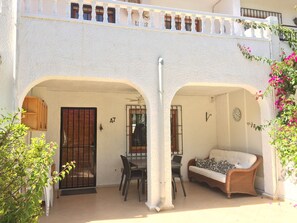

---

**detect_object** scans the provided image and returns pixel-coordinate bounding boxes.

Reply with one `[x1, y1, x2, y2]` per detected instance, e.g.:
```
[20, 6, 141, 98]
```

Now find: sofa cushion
[209, 149, 257, 168]
[196, 158, 235, 175]
[189, 166, 226, 183]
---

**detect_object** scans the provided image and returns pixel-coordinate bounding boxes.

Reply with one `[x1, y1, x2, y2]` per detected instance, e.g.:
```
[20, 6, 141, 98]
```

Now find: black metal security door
[60, 107, 97, 189]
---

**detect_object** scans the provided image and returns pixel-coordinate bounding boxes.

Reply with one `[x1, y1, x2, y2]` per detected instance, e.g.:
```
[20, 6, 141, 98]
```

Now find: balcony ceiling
[36, 80, 241, 96]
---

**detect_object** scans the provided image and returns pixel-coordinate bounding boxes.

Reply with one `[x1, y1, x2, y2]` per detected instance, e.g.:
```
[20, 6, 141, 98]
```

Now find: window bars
[126, 105, 183, 157]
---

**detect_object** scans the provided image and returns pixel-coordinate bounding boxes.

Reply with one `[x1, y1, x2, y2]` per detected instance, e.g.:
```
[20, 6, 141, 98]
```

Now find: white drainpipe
[155, 57, 165, 212]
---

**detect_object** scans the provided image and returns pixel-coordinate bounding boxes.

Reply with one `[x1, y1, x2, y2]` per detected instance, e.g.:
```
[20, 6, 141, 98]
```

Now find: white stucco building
[0, 0, 296, 210]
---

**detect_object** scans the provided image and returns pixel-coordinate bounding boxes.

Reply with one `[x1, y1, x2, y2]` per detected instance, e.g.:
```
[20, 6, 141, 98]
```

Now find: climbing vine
[238, 21, 297, 180]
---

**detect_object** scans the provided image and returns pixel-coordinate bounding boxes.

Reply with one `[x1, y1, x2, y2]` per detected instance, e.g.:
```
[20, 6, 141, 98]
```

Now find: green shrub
[0, 111, 74, 223]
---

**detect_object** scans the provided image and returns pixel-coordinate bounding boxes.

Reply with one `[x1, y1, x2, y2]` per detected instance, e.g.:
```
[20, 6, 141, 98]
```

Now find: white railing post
[230, 19, 235, 35]
[160, 11, 165, 30]
[251, 22, 255, 38]
[149, 9, 154, 28]
[38, 0, 43, 14]
[171, 12, 176, 31]
[220, 18, 225, 35]
[210, 17, 215, 34]
[201, 16, 206, 33]
[191, 15, 196, 33]
[103, 3, 108, 23]
[66, 0, 70, 18]
[25, 0, 31, 13]
[79, 0, 83, 20]
[92, 0, 96, 22]
[53, 0, 57, 16]
[127, 7, 132, 26]
[115, 5, 120, 24]
[139, 8, 144, 27]
[260, 27, 264, 39]
[181, 14, 185, 32]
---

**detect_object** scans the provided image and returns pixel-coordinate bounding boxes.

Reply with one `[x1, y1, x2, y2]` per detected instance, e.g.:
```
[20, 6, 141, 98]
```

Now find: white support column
[91, 1, 96, 22]
[181, 14, 185, 32]
[171, 12, 176, 31]
[139, 8, 144, 27]
[78, 0, 83, 20]
[191, 15, 196, 33]
[220, 18, 225, 35]
[53, 0, 57, 16]
[38, 0, 43, 14]
[103, 3, 108, 23]
[127, 7, 132, 26]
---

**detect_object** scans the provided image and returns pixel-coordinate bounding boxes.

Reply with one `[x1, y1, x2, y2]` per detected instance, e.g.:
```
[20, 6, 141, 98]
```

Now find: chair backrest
[172, 155, 182, 164]
[172, 155, 182, 175]
[120, 155, 132, 178]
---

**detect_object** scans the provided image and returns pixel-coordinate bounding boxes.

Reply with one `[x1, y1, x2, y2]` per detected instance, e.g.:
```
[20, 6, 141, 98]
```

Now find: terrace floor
[40, 182, 297, 223]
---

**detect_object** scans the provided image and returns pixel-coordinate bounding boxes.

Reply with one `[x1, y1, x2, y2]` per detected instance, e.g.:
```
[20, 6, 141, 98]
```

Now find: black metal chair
[172, 155, 186, 198]
[120, 155, 145, 201]
[119, 156, 140, 192]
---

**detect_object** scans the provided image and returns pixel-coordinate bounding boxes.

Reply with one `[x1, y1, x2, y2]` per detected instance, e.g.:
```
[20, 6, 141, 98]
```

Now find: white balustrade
[21, 0, 270, 40]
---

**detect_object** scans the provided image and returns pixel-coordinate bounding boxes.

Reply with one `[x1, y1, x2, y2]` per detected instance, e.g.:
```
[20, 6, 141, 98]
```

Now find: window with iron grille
[126, 105, 183, 156]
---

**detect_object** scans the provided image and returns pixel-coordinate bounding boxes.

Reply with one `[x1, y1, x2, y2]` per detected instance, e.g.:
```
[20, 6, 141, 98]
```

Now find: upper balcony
[20, 0, 272, 40]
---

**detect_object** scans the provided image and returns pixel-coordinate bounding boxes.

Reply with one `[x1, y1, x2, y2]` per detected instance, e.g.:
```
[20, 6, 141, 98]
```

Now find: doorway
[59, 107, 97, 189]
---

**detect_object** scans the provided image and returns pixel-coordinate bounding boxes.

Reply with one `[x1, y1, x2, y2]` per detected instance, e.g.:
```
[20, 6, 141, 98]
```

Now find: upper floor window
[126, 105, 183, 155]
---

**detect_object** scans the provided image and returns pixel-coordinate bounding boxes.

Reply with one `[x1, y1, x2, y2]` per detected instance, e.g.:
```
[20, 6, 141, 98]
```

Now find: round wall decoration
[232, 107, 242, 122]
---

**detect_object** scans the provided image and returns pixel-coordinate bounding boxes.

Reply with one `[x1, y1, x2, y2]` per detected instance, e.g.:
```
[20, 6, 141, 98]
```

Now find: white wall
[172, 95, 217, 179]
[143, 0, 218, 12]
[216, 94, 230, 147]
[214, 0, 241, 15]
[0, 0, 16, 112]
[215, 89, 264, 190]
[30, 87, 217, 186]
[241, 0, 297, 26]
[32, 87, 131, 186]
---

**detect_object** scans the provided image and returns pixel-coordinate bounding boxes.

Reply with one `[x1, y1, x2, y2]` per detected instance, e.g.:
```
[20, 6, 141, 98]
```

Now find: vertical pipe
[155, 57, 164, 212]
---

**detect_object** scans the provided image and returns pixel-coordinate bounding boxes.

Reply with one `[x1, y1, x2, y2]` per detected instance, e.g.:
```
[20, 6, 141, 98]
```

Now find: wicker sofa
[188, 149, 262, 198]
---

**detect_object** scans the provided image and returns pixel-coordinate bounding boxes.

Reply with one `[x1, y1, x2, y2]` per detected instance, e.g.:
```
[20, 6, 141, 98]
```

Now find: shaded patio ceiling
[36, 80, 241, 96]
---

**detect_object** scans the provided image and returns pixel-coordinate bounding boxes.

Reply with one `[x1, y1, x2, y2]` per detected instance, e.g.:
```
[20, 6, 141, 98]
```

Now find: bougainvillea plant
[238, 21, 297, 181]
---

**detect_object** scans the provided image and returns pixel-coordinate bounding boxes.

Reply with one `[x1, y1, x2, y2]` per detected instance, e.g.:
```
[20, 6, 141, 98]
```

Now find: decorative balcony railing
[241, 7, 282, 24]
[21, 0, 272, 40]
